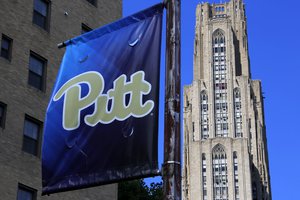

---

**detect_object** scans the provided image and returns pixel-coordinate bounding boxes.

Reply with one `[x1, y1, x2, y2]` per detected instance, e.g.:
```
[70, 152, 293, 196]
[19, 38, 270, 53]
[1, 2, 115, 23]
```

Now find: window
[86, 0, 97, 6]
[81, 23, 92, 34]
[222, 123, 228, 130]
[0, 102, 7, 128]
[22, 116, 42, 156]
[234, 88, 243, 137]
[200, 91, 209, 139]
[213, 29, 228, 138]
[212, 144, 228, 200]
[17, 184, 37, 200]
[1, 34, 13, 60]
[28, 52, 46, 91]
[192, 122, 195, 132]
[33, 0, 50, 30]
[233, 152, 240, 200]
[202, 154, 207, 200]
[215, 7, 224, 12]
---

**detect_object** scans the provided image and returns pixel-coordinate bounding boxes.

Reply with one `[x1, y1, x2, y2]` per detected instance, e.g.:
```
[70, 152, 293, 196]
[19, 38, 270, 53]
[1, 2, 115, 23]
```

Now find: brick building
[0, 0, 121, 199]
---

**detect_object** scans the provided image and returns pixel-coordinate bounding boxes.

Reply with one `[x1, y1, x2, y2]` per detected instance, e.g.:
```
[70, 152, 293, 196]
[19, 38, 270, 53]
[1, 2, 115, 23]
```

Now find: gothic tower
[182, 0, 271, 200]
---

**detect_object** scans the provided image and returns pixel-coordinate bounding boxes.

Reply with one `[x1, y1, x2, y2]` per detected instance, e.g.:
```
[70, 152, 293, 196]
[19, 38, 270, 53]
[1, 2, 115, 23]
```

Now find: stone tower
[182, 0, 271, 200]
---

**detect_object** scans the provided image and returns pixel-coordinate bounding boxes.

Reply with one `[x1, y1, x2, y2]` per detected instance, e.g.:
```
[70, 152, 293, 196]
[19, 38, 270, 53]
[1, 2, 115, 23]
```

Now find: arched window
[202, 153, 207, 200]
[212, 144, 228, 200]
[213, 29, 228, 137]
[201, 91, 209, 139]
[233, 152, 240, 200]
[234, 88, 243, 137]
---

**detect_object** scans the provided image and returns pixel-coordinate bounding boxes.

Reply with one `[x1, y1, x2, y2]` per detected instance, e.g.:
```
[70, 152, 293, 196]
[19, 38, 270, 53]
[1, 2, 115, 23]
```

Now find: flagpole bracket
[57, 42, 66, 49]
[163, 161, 181, 166]
[161, 161, 181, 177]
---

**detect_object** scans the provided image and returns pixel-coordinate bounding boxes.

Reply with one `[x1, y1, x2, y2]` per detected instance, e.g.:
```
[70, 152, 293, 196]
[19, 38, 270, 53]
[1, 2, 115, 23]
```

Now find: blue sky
[123, 0, 300, 199]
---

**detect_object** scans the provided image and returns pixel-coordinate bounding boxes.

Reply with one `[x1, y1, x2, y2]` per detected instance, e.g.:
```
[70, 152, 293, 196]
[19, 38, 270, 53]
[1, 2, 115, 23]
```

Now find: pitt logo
[53, 71, 154, 130]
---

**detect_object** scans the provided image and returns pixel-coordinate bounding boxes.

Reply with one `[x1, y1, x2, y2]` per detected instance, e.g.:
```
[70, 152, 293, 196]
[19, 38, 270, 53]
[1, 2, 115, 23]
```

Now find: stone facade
[182, 0, 271, 200]
[0, 0, 121, 199]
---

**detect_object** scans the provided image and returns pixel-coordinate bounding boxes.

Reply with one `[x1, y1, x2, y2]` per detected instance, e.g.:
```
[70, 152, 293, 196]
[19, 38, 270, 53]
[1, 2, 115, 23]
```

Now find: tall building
[182, 0, 271, 200]
[0, 0, 121, 199]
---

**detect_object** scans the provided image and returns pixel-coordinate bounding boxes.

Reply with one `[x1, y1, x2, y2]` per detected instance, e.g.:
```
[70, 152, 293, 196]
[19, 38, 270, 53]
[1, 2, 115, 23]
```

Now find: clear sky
[123, 0, 300, 199]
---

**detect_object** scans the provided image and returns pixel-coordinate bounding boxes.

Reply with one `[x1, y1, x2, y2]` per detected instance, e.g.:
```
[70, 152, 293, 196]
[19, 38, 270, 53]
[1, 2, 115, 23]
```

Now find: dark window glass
[0, 102, 6, 128]
[28, 52, 46, 90]
[192, 122, 195, 132]
[81, 23, 92, 34]
[17, 184, 37, 200]
[1, 35, 12, 60]
[22, 117, 41, 156]
[33, 0, 49, 30]
[86, 0, 97, 6]
[214, 47, 218, 53]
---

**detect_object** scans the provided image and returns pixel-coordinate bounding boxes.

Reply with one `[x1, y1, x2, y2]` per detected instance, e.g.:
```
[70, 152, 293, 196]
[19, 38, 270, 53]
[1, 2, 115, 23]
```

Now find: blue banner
[42, 4, 163, 195]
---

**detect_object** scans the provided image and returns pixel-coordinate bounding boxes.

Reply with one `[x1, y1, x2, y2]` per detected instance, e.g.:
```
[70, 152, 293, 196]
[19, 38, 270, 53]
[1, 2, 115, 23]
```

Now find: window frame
[22, 115, 42, 157]
[202, 153, 207, 199]
[233, 152, 240, 199]
[213, 29, 228, 138]
[234, 88, 243, 138]
[0, 102, 7, 129]
[81, 23, 92, 34]
[1, 34, 13, 61]
[200, 91, 209, 140]
[17, 183, 37, 200]
[32, 0, 51, 31]
[28, 51, 47, 91]
[212, 144, 228, 200]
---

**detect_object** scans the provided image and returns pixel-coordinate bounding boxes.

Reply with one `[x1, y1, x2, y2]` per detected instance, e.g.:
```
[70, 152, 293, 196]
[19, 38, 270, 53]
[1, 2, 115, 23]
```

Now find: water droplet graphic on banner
[128, 23, 145, 47]
[122, 118, 134, 138]
[79, 55, 89, 63]
[128, 36, 140, 47]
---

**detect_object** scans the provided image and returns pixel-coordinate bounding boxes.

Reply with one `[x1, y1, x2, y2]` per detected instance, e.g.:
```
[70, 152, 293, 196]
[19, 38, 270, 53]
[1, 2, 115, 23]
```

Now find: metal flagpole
[162, 0, 181, 199]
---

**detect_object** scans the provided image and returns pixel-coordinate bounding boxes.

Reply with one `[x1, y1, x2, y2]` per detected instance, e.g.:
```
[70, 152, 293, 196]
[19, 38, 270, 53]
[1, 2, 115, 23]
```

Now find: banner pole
[163, 0, 181, 199]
